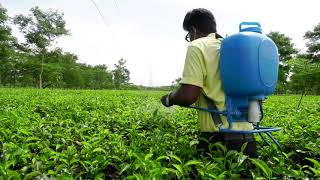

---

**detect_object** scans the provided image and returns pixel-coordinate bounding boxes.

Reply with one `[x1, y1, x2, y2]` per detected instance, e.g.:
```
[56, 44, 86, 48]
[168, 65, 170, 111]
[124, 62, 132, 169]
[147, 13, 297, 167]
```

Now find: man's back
[180, 33, 253, 132]
[161, 8, 258, 158]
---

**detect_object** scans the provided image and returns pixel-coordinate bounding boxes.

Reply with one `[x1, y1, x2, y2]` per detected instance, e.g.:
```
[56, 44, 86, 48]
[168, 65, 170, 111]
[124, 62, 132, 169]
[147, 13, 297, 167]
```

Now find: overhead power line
[90, 0, 114, 35]
[89, 0, 131, 69]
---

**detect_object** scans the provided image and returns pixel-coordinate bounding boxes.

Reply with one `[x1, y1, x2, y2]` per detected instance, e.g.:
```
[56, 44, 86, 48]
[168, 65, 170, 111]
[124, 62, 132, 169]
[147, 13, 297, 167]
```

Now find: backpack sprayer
[188, 22, 282, 150]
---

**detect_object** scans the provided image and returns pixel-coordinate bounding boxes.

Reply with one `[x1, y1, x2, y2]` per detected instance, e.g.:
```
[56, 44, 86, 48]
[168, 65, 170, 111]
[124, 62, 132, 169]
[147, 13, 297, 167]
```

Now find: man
[160, 8, 257, 157]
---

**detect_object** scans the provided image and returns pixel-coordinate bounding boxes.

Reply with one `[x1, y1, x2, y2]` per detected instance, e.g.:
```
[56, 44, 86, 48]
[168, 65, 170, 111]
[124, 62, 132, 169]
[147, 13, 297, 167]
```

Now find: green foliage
[3, 4, 318, 93]
[13, 6, 69, 51]
[287, 58, 320, 94]
[304, 23, 320, 62]
[112, 59, 130, 88]
[0, 5, 17, 87]
[0, 89, 319, 179]
[1, 6, 126, 90]
[13, 6, 70, 88]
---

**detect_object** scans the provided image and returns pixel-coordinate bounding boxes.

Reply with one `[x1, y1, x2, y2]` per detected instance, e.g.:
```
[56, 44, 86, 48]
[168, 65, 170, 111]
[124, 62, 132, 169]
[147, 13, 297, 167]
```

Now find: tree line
[0, 5, 130, 89]
[1, 4, 320, 94]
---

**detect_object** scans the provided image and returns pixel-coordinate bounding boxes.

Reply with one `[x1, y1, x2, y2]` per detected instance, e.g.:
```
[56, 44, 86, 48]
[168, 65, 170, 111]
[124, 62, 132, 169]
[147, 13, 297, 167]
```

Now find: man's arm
[161, 45, 204, 107]
[161, 84, 201, 107]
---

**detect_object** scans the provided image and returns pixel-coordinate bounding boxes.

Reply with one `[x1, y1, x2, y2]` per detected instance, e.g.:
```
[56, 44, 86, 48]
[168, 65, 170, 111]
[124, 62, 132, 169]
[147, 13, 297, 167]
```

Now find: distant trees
[287, 59, 320, 94]
[0, 5, 16, 86]
[112, 59, 130, 88]
[13, 6, 70, 88]
[1, 4, 320, 93]
[287, 24, 320, 94]
[0, 5, 130, 89]
[304, 23, 320, 62]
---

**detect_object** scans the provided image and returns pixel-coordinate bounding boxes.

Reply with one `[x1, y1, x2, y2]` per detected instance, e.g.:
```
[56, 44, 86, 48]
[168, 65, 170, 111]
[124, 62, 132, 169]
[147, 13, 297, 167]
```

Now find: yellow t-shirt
[180, 33, 253, 132]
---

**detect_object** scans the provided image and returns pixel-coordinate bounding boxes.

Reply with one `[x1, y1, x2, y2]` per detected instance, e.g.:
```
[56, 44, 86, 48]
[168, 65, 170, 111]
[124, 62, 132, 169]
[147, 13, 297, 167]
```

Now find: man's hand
[161, 84, 201, 107]
[161, 93, 173, 107]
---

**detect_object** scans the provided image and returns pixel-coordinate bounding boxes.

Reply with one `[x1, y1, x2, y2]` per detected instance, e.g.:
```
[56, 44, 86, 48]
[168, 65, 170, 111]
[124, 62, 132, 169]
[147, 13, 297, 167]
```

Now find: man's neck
[197, 32, 211, 39]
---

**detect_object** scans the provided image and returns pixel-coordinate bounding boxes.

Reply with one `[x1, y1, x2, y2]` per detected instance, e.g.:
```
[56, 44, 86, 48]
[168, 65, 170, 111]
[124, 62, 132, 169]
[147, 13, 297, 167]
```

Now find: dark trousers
[197, 132, 258, 158]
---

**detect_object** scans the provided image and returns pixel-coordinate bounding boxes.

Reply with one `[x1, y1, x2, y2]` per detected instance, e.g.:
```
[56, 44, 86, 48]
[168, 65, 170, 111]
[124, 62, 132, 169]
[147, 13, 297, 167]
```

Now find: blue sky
[2, 0, 320, 86]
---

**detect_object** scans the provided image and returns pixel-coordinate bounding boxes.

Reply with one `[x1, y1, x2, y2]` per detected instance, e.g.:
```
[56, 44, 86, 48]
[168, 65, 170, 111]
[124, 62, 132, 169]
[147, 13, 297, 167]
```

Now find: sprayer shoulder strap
[203, 94, 223, 127]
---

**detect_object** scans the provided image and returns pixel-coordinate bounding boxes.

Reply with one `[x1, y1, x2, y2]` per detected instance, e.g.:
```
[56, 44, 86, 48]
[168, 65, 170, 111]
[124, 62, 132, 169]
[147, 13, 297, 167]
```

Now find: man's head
[183, 8, 217, 42]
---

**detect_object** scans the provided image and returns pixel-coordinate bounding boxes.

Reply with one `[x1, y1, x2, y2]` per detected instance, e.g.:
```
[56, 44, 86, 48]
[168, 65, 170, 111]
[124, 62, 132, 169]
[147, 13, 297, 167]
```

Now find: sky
[1, 0, 320, 86]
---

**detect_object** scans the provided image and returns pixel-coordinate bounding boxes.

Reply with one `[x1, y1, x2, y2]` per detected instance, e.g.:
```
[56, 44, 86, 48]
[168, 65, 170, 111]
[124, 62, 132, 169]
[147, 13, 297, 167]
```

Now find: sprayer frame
[188, 96, 282, 150]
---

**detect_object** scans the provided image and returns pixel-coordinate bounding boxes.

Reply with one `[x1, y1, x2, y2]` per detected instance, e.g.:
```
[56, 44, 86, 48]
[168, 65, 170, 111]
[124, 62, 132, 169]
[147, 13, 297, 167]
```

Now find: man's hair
[183, 8, 217, 33]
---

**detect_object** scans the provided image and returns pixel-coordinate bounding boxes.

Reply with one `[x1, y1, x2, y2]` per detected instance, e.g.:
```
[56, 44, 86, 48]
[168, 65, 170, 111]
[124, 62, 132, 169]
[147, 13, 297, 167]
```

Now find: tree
[267, 32, 298, 93]
[13, 6, 69, 88]
[287, 23, 320, 94]
[62, 65, 84, 88]
[91, 64, 113, 89]
[304, 23, 320, 62]
[0, 5, 16, 86]
[17, 54, 39, 87]
[287, 59, 320, 94]
[112, 59, 130, 88]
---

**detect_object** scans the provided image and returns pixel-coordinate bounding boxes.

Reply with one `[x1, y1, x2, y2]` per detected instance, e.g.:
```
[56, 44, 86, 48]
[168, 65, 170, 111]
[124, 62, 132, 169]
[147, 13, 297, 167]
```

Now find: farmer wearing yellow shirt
[161, 8, 257, 157]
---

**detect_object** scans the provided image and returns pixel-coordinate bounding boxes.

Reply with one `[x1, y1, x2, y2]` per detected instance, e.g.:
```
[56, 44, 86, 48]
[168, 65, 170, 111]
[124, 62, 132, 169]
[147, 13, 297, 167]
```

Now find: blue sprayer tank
[220, 22, 279, 99]
[188, 22, 281, 146]
[219, 22, 279, 124]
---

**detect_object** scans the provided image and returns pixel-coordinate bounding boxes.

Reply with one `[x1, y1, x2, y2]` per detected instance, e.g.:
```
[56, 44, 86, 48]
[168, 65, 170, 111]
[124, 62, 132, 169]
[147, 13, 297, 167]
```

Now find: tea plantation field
[0, 89, 319, 179]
